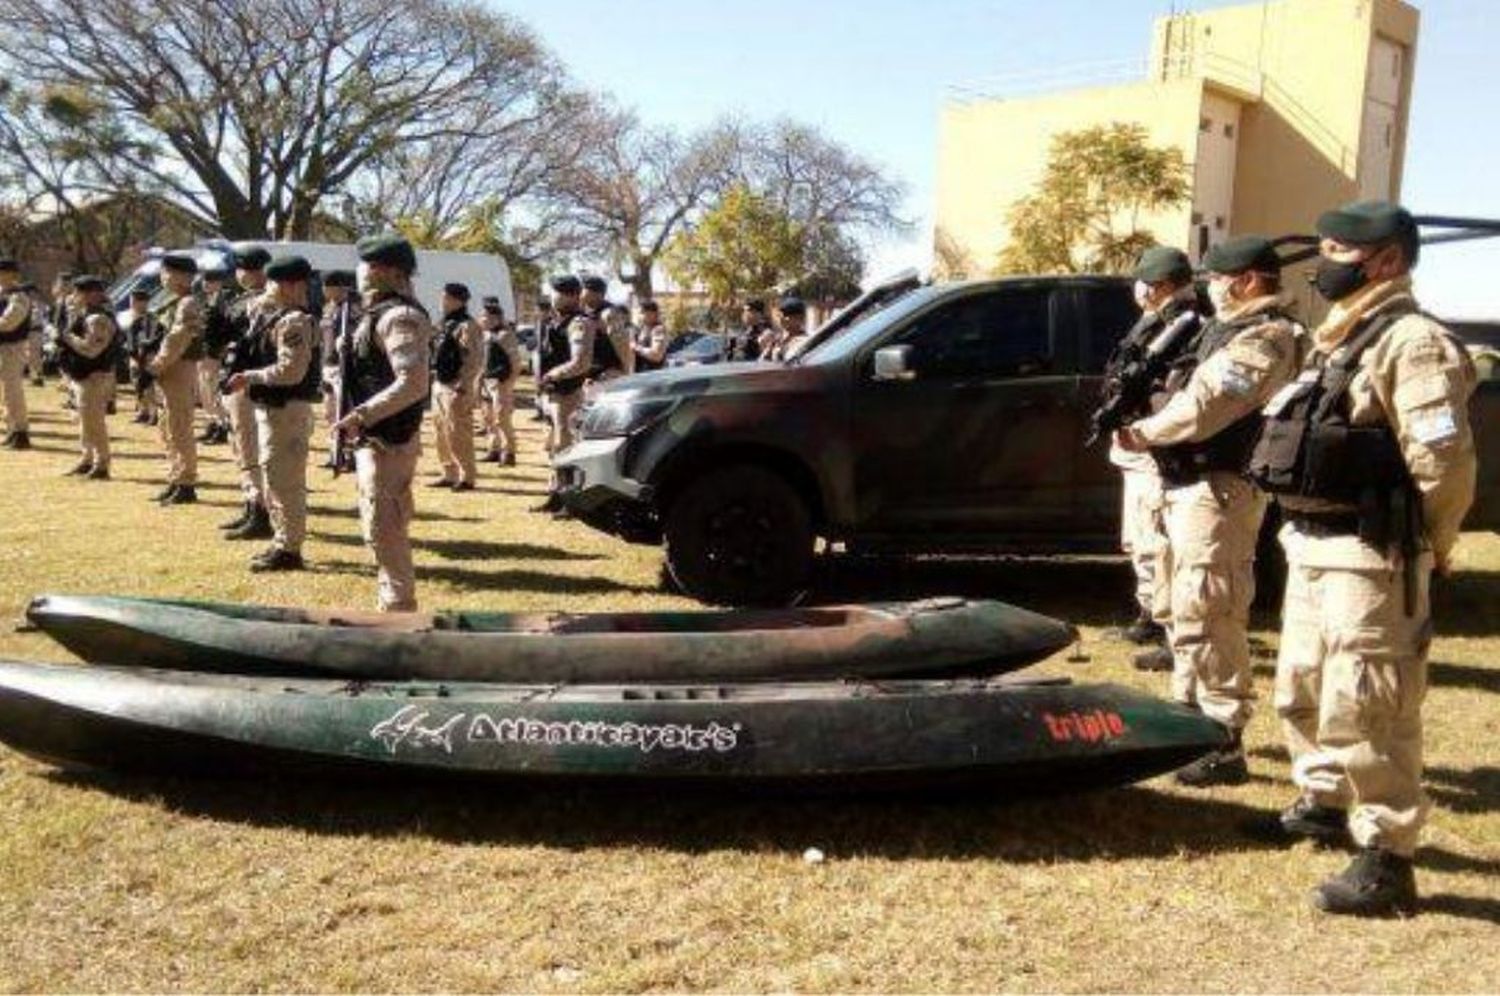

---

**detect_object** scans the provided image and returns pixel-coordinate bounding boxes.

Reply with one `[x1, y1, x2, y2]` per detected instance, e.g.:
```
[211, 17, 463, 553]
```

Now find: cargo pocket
[1322, 626, 1400, 745]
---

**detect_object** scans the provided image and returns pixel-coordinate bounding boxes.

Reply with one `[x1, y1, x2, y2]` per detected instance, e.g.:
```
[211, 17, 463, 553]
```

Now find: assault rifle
[1086, 310, 1201, 447]
[332, 300, 354, 478]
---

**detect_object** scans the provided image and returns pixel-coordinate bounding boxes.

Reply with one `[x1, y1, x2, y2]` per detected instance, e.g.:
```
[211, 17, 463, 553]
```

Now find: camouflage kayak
[26, 594, 1077, 683]
[0, 660, 1226, 792]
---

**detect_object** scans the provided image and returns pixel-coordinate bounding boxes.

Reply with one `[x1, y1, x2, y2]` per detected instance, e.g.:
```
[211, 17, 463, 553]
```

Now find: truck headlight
[579, 396, 676, 438]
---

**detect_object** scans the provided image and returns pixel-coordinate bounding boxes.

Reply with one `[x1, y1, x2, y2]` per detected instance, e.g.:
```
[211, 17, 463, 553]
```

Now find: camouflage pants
[156, 360, 198, 486]
[1275, 525, 1433, 857]
[226, 388, 264, 505]
[356, 436, 421, 612]
[74, 372, 112, 469]
[483, 378, 516, 456]
[1163, 472, 1266, 729]
[1120, 466, 1167, 616]
[433, 383, 476, 485]
[197, 357, 226, 425]
[255, 401, 312, 555]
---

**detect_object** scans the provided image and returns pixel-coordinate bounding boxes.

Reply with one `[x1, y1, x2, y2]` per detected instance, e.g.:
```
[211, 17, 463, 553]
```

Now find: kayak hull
[0, 660, 1227, 793]
[26, 594, 1078, 683]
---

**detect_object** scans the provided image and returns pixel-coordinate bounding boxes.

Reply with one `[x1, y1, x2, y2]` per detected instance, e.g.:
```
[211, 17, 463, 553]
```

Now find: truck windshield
[796, 286, 945, 364]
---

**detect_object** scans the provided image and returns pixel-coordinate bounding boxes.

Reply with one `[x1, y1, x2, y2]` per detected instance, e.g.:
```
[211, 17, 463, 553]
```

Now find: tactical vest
[154, 294, 205, 361]
[1248, 306, 1415, 516]
[0, 288, 31, 345]
[539, 313, 586, 395]
[59, 306, 120, 380]
[432, 310, 469, 386]
[633, 327, 665, 372]
[590, 325, 625, 379]
[247, 306, 322, 407]
[202, 291, 237, 358]
[726, 327, 764, 362]
[128, 312, 162, 357]
[347, 293, 428, 445]
[483, 334, 513, 380]
[1151, 309, 1284, 487]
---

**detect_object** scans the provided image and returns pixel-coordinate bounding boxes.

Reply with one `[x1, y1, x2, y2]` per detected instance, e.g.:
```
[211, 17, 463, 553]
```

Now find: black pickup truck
[556, 275, 1500, 605]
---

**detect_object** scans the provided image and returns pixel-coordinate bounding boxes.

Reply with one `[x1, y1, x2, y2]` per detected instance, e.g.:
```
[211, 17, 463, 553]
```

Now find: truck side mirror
[872, 345, 915, 382]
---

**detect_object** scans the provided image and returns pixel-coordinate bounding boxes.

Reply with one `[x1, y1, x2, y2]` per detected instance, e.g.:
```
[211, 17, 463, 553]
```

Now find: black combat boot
[1174, 727, 1248, 787]
[452, 480, 475, 493]
[8, 430, 31, 450]
[503, 451, 516, 467]
[220, 501, 254, 531]
[162, 485, 197, 505]
[86, 464, 110, 481]
[250, 548, 305, 573]
[196, 423, 217, 442]
[132, 410, 150, 425]
[427, 476, 456, 489]
[1312, 848, 1417, 917]
[225, 504, 273, 540]
[209, 422, 230, 445]
[1278, 796, 1350, 847]
[1123, 610, 1166, 646]
[481, 449, 501, 464]
[154, 484, 179, 503]
[1132, 646, 1173, 672]
[64, 458, 92, 476]
[531, 491, 561, 514]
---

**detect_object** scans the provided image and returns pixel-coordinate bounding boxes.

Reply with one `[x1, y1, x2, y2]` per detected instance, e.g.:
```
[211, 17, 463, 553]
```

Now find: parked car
[557, 276, 1500, 606]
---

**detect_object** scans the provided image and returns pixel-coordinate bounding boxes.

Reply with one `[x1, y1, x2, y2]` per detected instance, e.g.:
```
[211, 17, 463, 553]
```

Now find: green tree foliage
[996, 123, 1189, 275]
[664, 185, 802, 308]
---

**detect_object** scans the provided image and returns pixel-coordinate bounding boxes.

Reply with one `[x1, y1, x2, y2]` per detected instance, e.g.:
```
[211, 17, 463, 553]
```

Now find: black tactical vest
[432, 310, 469, 386]
[128, 312, 162, 357]
[632, 327, 665, 372]
[483, 334, 513, 380]
[1248, 306, 1414, 509]
[59, 307, 120, 379]
[0, 288, 32, 344]
[347, 293, 428, 444]
[590, 325, 625, 379]
[539, 313, 586, 395]
[247, 306, 322, 407]
[1151, 310, 1286, 487]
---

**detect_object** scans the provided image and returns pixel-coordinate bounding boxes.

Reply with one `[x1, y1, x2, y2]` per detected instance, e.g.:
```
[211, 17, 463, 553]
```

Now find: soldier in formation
[123, 287, 162, 425]
[145, 253, 204, 505]
[318, 270, 358, 471]
[630, 300, 671, 372]
[53, 275, 120, 480]
[726, 299, 768, 361]
[220, 247, 273, 538]
[1250, 201, 1476, 917]
[1117, 235, 1301, 786]
[223, 255, 320, 572]
[331, 234, 432, 612]
[197, 266, 234, 445]
[764, 296, 810, 360]
[0, 257, 34, 450]
[479, 297, 523, 467]
[534, 274, 594, 513]
[429, 282, 483, 492]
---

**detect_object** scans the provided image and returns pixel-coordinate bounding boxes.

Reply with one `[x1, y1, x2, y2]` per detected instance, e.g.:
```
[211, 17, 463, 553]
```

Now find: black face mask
[1314, 258, 1369, 302]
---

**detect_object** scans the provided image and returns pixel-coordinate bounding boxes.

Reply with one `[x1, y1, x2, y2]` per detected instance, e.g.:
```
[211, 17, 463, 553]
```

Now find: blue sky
[495, 0, 1499, 318]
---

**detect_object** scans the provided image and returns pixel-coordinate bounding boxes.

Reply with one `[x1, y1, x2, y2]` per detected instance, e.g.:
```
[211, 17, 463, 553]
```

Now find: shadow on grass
[1425, 764, 1499, 814]
[1421, 893, 1500, 924]
[50, 768, 1300, 866]
[307, 504, 484, 525]
[1431, 570, 1500, 637]
[414, 537, 601, 563]
[484, 486, 551, 498]
[1429, 660, 1500, 695]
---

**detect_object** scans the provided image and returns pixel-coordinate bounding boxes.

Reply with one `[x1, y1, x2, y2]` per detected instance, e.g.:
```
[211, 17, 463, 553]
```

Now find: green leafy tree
[996, 123, 1189, 275]
[664, 184, 803, 308]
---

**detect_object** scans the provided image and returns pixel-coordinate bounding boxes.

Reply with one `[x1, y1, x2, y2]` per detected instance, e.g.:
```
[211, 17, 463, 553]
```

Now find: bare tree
[0, 0, 569, 239]
[736, 119, 909, 238]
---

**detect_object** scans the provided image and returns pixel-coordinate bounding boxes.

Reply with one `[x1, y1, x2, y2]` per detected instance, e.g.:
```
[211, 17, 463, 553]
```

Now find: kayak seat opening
[548, 608, 867, 635]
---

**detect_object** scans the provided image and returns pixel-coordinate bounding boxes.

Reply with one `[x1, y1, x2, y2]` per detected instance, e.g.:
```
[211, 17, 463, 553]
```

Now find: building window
[1223, 123, 1235, 138]
[1199, 117, 1212, 132]
[1215, 216, 1226, 230]
[1191, 211, 1204, 225]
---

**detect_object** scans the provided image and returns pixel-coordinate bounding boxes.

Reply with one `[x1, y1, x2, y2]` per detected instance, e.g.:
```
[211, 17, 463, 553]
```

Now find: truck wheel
[663, 465, 813, 606]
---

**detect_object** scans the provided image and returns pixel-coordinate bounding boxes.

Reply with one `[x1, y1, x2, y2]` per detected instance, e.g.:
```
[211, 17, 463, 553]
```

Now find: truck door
[851, 285, 1078, 536]
[1071, 282, 1142, 540]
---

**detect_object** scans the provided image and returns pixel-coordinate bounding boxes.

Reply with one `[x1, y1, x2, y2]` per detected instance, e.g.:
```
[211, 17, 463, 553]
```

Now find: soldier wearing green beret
[332, 234, 432, 611]
[535, 274, 595, 513]
[219, 247, 274, 540]
[223, 255, 319, 572]
[1249, 201, 1477, 916]
[146, 253, 205, 504]
[0, 257, 35, 450]
[1110, 245, 1202, 670]
[196, 266, 234, 446]
[54, 276, 121, 479]
[1118, 235, 1302, 785]
[429, 281, 483, 491]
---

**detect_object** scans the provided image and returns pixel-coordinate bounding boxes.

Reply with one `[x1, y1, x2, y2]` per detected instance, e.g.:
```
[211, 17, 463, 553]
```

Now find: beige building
[935, 0, 1420, 296]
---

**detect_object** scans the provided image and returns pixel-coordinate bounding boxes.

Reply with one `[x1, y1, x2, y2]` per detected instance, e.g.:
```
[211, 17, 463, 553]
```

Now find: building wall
[935, 0, 1420, 289]
[935, 77, 1205, 275]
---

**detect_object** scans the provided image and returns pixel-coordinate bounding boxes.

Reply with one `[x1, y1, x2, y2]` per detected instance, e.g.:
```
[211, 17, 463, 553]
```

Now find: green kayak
[0, 659, 1226, 792]
[26, 594, 1077, 683]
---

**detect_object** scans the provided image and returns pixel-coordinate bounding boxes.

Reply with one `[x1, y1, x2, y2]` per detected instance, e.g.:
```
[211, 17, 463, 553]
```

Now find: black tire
[663, 465, 814, 606]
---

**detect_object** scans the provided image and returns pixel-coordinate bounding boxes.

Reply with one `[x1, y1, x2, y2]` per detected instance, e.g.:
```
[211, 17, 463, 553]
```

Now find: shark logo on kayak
[369, 705, 743, 755]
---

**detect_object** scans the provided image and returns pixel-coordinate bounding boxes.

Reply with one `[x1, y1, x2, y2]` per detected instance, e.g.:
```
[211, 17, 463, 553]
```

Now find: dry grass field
[0, 379, 1495, 993]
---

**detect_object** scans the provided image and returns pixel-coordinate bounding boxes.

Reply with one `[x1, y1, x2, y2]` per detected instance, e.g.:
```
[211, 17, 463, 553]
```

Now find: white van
[107, 238, 515, 322]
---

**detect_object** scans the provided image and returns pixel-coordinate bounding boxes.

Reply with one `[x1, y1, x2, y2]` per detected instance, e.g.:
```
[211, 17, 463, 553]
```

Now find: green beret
[202, 266, 232, 281]
[321, 270, 356, 289]
[265, 254, 312, 282]
[1131, 246, 1193, 284]
[1203, 235, 1281, 276]
[581, 275, 608, 293]
[160, 253, 198, 275]
[129, 287, 152, 300]
[356, 233, 417, 273]
[443, 282, 470, 300]
[234, 246, 271, 270]
[778, 295, 806, 316]
[1317, 200, 1420, 264]
[71, 275, 107, 292]
[549, 274, 581, 295]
